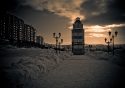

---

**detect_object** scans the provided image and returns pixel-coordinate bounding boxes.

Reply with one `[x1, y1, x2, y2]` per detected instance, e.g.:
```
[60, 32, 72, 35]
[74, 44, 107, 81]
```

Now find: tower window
[77, 33, 79, 36]
[77, 25, 79, 28]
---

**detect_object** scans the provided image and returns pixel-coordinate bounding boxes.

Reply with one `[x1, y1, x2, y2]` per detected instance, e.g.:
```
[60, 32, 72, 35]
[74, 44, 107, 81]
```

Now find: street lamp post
[104, 38, 112, 54]
[108, 31, 118, 54]
[53, 33, 61, 53]
[58, 39, 63, 53]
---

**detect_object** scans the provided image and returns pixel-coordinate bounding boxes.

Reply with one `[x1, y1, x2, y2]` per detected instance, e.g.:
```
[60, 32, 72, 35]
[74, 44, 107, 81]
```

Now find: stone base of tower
[72, 49, 85, 55]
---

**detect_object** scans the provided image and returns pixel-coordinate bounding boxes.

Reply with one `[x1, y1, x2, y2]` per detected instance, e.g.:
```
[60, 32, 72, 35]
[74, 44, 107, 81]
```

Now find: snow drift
[87, 48, 125, 67]
[0, 48, 72, 88]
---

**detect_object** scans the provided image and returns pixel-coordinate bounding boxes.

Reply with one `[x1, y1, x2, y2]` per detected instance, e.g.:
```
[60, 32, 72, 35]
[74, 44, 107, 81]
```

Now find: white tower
[72, 17, 85, 55]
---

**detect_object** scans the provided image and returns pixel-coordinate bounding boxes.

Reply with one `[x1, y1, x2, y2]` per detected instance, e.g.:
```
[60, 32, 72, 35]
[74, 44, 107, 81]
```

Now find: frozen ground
[0, 46, 125, 88]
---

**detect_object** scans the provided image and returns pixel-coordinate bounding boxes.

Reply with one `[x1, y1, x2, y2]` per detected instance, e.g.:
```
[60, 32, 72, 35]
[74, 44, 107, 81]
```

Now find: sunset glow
[84, 25, 111, 32]
[86, 33, 106, 37]
[105, 24, 125, 28]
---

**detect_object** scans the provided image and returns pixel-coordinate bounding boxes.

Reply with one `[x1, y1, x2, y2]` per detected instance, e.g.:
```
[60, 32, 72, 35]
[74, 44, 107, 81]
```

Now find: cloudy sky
[1, 0, 125, 44]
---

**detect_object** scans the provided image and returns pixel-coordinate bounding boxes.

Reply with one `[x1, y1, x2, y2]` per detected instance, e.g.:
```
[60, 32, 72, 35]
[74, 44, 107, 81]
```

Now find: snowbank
[109, 48, 125, 66]
[86, 48, 125, 67]
[0, 48, 72, 88]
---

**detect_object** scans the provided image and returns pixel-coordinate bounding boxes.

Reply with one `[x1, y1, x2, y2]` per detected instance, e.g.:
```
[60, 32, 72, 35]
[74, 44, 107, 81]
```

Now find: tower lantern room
[73, 17, 83, 29]
[72, 17, 85, 55]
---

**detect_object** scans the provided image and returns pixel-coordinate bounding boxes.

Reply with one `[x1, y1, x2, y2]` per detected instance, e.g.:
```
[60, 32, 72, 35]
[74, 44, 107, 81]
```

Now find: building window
[77, 33, 79, 36]
[77, 25, 79, 28]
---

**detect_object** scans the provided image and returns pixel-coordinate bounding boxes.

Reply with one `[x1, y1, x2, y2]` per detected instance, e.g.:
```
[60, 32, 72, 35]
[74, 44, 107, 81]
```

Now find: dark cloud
[0, 0, 19, 11]
[106, 0, 125, 23]
[81, 0, 125, 25]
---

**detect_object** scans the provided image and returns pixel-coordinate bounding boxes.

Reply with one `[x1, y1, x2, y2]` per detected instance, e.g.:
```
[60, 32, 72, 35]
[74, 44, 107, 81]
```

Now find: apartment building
[0, 10, 8, 43]
[36, 36, 44, 45]
[0, 11, 41, 47]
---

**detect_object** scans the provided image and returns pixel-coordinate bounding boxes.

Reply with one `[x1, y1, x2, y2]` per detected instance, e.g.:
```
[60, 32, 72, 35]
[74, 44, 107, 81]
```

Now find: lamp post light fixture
[58, 39, 63, 53]
[108, 31, 118, 54]
[104, 38, 112, 54]
[53, 33, 61, 53]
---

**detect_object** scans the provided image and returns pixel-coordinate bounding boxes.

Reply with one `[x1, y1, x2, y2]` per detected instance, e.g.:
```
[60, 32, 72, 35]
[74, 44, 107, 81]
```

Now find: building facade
[18, 19, 24, 41]
[72, 17, 85, 55]
[36, 36, 44, 48]
[0, 11, 37, 47]
[0, 10, 9, 44]
[23, 24, 37, 47]
[36, 36, 44, 45]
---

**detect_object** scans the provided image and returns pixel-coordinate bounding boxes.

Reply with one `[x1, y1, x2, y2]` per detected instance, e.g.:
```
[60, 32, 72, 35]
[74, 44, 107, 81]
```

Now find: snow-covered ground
[0, 46, 72, 88]
[86, 48, 125, 67]
[24, 55, 125, 88]
[0, 45, 125, 88]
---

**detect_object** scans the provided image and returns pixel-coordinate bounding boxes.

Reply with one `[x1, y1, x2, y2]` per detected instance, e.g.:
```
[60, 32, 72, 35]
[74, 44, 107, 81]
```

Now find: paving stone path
[24, 54, 125, 88]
